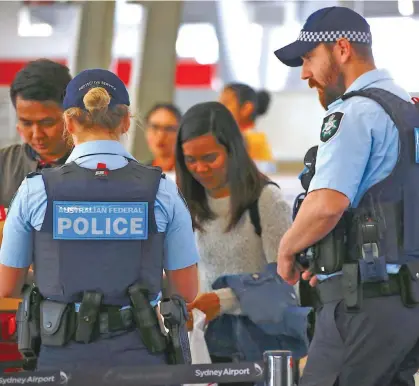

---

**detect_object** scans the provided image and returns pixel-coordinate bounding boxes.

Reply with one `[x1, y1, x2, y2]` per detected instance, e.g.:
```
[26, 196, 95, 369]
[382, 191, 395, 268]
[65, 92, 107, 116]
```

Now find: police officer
[274, 6, 419, 386]
[0, 69, 199, 372]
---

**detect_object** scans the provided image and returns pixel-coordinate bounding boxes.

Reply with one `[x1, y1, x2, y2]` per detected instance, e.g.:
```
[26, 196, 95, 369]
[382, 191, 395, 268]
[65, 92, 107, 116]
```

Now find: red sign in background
[0, 59, 216, 88]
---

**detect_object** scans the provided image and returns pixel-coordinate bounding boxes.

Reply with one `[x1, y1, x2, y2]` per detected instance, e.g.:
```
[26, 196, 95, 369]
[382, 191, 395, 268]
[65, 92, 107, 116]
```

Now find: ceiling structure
[21, 1, 418, 36]
[17, 0, 419, 91]
[180, 0, 419, 25]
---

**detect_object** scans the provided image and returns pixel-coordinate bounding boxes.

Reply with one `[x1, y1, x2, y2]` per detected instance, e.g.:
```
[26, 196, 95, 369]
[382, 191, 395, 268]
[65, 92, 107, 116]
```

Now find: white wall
[0, 88, 19, 148]
[258, 89, 324, 160]
[175, 88, 324, 161]
[0, 1, 334, 162]
[0, 2, 79, 60]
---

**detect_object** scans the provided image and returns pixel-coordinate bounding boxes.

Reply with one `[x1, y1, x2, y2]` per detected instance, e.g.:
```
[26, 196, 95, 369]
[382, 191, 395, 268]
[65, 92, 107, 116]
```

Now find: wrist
[279, 233, 294, 258]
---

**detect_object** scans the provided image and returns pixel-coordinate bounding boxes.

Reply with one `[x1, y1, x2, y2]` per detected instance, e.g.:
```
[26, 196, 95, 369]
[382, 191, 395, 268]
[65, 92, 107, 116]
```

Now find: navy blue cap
[274, 7, 372, 67]
[63, 68, 130, 110]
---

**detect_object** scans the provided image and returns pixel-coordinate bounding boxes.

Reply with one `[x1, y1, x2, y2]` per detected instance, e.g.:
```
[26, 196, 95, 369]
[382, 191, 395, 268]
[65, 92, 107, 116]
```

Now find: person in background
[0, 59, 72, 209]
[144, 103, 182, 172]
[219, 83, 276, 173]
[0, 59, 71, 339]
[0, 69, 199, 371]
[176, 102, 309, 385]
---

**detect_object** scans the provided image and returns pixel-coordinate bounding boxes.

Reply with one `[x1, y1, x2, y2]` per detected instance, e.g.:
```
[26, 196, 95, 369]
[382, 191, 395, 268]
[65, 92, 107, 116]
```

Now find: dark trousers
[300, 296, 419, 386]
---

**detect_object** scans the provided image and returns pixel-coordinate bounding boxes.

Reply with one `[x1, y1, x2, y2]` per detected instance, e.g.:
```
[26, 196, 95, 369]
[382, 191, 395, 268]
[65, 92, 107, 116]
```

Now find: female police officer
[0, 69, 199, 372]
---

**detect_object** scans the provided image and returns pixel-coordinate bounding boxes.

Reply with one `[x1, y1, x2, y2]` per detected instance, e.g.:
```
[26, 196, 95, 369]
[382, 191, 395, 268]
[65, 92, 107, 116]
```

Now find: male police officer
[274, 6, 419, 386]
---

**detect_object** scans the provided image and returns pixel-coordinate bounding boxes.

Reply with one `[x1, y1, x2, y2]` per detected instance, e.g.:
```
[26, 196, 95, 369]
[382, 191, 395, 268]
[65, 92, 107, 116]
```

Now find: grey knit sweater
[196, 184, 293, 313]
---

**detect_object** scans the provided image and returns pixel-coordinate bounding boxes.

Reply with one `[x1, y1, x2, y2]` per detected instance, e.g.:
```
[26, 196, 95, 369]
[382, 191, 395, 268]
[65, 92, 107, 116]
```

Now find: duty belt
[316, 274, 401, 304]
[98, 307, 134, 334]
[77, 305, 134, 335]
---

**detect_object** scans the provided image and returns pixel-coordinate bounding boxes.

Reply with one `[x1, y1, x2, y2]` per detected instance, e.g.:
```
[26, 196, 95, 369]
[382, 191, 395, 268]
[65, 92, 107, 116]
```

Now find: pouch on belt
[75, 291, 103, 343]
[399, 260, 419, 307]
[40, 300, 76, 346]
[342, 262, 362, 311]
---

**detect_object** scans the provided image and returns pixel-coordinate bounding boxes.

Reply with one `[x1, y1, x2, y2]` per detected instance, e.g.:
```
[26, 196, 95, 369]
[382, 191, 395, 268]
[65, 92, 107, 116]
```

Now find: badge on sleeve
[320, 112, 344, 143]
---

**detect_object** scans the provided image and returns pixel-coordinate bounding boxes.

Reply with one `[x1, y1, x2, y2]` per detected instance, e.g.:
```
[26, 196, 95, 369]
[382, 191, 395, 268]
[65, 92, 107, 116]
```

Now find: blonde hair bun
[83, 87, 111, 113]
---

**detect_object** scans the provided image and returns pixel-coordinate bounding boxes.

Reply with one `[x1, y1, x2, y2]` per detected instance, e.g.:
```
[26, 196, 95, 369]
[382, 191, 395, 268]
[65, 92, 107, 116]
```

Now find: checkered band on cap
[298, 30, 372, 44]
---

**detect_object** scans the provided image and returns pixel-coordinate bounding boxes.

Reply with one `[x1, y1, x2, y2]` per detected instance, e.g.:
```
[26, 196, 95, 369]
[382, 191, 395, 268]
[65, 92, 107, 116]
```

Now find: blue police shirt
[308, 69, 411, 281]
[0, 140, 200, 302]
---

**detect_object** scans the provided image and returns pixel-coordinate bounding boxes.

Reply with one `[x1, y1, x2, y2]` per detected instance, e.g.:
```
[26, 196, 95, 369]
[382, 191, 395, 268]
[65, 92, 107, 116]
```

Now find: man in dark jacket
[0, 59, 72, 248]
[0, 59, 72, 209]
[0, 60, 71, 370]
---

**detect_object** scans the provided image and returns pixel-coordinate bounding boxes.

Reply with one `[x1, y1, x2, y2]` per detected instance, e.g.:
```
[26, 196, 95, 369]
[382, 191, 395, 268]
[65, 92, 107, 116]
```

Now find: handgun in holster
[128, 283, 167, 354]
[16, 284, 42, 361]
[160, 295, 191, 365]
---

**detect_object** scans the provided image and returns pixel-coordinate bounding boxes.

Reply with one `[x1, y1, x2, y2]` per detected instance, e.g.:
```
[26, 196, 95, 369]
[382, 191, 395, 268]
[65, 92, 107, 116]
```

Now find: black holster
[16, 285, 42, 360]
[128, 283, 167, 354]
[399, 260, 419, 307]
[312, 216, 347, 275]
[160, 295, 191, 365]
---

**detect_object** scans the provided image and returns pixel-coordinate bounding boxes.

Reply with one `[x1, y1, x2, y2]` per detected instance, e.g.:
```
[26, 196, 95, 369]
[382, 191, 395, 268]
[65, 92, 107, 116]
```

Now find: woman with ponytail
[219, 83, 276, 173]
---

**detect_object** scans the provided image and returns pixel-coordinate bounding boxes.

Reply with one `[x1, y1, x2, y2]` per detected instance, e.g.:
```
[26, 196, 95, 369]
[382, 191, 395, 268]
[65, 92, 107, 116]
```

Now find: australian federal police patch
[320, 112, 344, 143]
[52, 201, 148, 240]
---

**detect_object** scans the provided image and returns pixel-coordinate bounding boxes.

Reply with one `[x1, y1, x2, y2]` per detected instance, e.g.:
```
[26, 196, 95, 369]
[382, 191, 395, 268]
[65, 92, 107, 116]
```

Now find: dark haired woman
[176, 102, 304, 384]
[219, 83, 275, 173]
[145, 103, 182, 171]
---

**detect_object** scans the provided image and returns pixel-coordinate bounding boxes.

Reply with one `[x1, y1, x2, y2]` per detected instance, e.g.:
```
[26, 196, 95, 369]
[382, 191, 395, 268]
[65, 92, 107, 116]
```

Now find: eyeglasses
[147, 123, 178, 134]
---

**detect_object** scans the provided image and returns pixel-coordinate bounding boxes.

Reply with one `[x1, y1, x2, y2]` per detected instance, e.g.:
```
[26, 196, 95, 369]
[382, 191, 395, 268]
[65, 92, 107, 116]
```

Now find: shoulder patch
[320, 112, 344, 143]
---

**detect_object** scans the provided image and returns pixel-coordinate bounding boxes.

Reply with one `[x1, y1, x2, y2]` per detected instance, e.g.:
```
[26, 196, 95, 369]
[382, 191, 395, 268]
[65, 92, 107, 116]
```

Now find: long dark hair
[175, 101, 269, 232]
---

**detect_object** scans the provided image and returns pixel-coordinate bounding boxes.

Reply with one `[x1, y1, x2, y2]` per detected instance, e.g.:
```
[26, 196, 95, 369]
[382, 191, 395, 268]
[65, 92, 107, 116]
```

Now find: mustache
[308, 79, 321, 89]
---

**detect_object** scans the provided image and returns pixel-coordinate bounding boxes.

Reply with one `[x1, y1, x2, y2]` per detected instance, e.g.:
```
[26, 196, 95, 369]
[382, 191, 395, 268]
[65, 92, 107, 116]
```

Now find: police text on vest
[52, 201, 149, 240]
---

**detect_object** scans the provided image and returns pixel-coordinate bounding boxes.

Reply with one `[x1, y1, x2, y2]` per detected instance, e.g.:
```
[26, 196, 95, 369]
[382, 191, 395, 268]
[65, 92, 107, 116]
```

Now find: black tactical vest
[32, 160, 165, 306]
[341, 88, 419, 265]
[298, 88, 419, 269]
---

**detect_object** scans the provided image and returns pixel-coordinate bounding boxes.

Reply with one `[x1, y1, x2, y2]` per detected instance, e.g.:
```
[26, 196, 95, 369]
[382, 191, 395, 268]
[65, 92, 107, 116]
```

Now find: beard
[309, 55, 346, 110]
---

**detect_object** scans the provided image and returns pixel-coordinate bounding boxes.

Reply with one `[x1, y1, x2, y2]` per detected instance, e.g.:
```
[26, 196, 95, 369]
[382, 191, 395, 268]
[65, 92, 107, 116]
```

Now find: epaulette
[26, 171, 41, 179]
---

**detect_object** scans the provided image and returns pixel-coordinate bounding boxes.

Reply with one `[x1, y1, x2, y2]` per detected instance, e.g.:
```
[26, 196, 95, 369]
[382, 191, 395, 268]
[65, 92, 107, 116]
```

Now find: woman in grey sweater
[175, 102, 295, 381]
